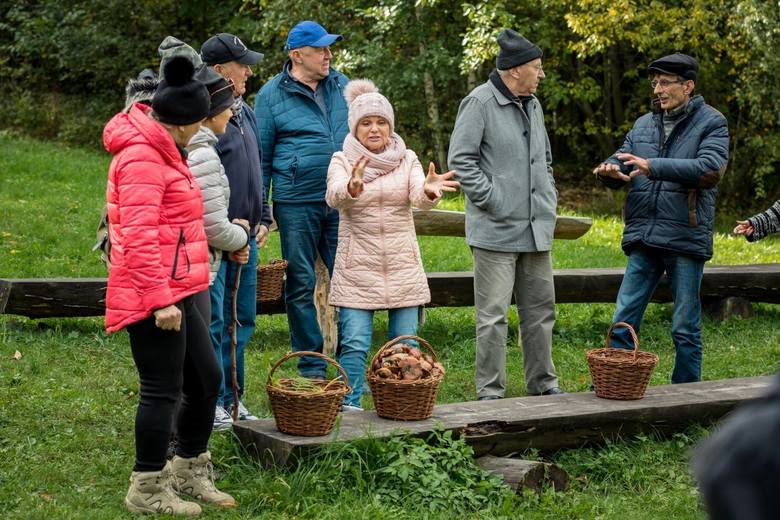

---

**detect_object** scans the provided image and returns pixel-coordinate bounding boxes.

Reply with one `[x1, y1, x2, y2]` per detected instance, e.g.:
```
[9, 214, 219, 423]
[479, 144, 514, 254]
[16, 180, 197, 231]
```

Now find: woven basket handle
[266, 350, 350, 390]
[368, 335, 437, 372]
[606, 321, 639, 361]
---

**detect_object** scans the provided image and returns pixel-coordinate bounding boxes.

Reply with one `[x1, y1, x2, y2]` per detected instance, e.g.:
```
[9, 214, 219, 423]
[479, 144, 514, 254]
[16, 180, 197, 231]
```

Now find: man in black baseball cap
[200, 32, 272, 427]
[201, 33, 263, 98]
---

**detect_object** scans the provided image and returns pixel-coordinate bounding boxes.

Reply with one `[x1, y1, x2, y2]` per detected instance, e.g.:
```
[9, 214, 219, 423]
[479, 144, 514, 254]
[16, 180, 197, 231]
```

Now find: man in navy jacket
[255, 21, 349, 379]
[594, 53, 729, 383]
[201, 33, 272, 426]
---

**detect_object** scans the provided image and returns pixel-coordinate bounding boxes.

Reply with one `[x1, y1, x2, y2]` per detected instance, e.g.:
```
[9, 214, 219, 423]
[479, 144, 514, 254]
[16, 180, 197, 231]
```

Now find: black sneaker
[537, 387, 566, 396]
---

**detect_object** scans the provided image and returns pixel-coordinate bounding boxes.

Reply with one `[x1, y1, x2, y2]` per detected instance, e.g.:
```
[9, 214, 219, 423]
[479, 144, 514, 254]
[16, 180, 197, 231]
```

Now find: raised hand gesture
[423, 162, 460, 200]
[348, 156, 368, 197]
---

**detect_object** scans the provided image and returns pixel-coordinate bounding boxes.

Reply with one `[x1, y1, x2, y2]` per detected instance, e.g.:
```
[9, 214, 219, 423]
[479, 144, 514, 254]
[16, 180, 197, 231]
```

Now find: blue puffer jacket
[254, 62, 349, 203]
[600, 95, 729, 260]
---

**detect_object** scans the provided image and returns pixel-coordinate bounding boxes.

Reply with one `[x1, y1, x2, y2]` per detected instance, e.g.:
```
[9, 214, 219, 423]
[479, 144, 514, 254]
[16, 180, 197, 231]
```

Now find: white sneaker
[213, 406, 233, 431]
[228, 401, 258, 421]
[341, 405, 364, 413]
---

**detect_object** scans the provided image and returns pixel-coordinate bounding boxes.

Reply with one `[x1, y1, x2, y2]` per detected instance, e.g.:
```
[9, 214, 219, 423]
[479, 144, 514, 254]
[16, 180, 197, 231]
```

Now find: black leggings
[127, 292, 221, 471]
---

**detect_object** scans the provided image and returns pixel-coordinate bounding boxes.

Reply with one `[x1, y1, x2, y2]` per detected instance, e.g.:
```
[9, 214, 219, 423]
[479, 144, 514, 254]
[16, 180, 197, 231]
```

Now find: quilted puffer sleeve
[406, 150, 439, 210]
[188, 146, 249, 252]
[326, 152, 359, 209]
[116, 160, 174, 310]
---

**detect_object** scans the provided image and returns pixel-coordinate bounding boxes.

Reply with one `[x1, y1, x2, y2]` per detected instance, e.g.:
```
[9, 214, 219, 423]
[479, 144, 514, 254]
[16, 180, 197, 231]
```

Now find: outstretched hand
[348, 156, 368, 197]
[592, 161, 630, 182]
[423, 162, 459, 200]
[733, 220, 754, 236]
[616, 153, 651, 178]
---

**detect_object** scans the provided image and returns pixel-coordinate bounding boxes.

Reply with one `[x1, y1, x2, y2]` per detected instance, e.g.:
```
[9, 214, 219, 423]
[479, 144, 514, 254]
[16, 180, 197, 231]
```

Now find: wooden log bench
[231, 376, 771, 468]
[413, 209, 592, 239]
[3, 264, 779, 319]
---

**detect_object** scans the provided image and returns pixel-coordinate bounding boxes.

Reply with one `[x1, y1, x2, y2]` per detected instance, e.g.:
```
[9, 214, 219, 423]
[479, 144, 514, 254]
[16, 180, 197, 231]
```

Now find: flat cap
[648, 52, 699, 81]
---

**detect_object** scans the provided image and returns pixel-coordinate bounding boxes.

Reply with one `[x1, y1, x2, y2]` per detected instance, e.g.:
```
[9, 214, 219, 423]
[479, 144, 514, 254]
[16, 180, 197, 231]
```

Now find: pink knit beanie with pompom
[344, 79, 394, 135]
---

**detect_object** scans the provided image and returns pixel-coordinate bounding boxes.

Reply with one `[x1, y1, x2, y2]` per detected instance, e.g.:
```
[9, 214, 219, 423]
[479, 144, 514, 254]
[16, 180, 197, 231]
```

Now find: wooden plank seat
[231, 376, 772, 468]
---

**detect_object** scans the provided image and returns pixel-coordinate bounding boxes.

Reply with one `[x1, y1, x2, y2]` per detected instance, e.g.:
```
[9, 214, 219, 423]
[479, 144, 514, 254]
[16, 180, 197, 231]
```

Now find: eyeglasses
[650, 79, 684, 89]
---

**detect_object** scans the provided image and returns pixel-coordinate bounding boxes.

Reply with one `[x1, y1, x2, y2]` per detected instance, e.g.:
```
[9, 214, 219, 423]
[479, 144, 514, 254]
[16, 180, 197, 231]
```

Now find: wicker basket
[367, 335, 443, 421]
[586, 322, 659, 400]
[257, 259, 288, 302]
[266, 351, 350, 436]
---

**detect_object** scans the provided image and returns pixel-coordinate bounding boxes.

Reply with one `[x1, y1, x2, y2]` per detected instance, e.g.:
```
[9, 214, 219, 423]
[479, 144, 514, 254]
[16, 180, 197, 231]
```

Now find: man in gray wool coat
[448, 29, 563, 400]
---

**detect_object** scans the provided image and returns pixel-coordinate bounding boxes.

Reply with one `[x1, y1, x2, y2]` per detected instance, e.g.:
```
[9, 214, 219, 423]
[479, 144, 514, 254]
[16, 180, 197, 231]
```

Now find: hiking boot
[170, 451, 237, 508]
[228, 401, 258, 421]
[125, 463, 202, 516]
[212, 406, 233, 431]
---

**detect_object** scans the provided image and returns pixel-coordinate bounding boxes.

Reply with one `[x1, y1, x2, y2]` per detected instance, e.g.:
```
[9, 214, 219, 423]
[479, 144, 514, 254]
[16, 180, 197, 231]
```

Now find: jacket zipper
[171, 228, 191, 281]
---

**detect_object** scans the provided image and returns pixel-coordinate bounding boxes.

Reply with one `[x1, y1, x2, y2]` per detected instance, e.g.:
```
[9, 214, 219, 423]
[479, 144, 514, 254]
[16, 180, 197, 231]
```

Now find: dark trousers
[127, 292, 221, 471]
[274, 202, 339, 378]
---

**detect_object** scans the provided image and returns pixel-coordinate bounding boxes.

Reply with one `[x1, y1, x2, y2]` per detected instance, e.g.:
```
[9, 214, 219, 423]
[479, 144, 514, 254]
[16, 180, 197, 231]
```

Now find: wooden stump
[476, 455, 569, 493]
[314, 255, 337, 356]
[703, 296, 754, 322]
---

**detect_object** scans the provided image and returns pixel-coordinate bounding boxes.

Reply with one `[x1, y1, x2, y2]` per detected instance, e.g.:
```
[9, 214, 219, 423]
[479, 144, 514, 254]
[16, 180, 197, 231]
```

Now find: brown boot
[124, 462, 202, 515]
[170, 451, 237, 508]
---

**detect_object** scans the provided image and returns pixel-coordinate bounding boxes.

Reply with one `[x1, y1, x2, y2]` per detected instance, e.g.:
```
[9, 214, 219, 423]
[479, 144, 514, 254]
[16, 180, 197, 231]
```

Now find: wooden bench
[232, 376, 772, 468]
[3, 264, 779, 319]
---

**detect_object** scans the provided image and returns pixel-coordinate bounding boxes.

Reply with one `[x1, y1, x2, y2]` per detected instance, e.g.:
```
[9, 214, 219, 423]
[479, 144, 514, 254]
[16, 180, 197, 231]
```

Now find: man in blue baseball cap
[255, 21, 349, 381]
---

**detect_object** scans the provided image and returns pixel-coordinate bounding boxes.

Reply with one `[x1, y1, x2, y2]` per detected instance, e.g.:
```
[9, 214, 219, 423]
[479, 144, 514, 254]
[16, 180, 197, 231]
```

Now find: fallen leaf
[13, 350, 22, 361]
[38, 492, 54, 502]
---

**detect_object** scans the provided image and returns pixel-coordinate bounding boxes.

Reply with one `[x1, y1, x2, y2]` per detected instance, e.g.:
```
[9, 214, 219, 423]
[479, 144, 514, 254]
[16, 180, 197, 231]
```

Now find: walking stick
[229, 262, 242, 422]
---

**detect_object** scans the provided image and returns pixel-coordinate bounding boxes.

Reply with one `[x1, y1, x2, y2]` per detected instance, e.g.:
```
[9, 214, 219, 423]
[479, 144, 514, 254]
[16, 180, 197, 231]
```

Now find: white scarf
[342, 132, 407, 183]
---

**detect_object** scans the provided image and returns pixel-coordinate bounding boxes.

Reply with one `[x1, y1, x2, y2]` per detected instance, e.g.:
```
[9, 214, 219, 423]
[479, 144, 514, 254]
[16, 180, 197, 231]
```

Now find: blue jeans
[338, 306, 420, 407]
[610, 246, 705, 384]
[274, 202, 339, 379]
[209, 238, 257, 407]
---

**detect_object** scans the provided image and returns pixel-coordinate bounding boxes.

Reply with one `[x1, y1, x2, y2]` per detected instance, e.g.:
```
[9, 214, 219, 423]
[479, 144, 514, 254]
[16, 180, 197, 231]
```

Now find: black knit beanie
[193, 65, 234, 118]
[496, 29, 543, 70]
[152, 57, 210, 125]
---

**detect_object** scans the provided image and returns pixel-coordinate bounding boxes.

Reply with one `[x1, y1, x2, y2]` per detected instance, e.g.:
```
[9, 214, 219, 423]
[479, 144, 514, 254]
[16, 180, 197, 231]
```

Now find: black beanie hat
[194, 65, 235, 118]
[496, 29, 543, 70]
[152, 57, 210, 125]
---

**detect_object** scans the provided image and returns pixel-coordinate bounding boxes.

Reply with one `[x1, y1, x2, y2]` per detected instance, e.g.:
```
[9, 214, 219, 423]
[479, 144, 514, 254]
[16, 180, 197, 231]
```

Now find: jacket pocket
[171, 228, 191, 281]
[687, 189, 698, 227]
[289, 157, 299, 186]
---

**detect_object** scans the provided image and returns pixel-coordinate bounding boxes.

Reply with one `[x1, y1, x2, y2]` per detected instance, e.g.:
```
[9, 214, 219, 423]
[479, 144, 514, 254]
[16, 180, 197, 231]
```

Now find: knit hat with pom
[344, 79, 394, 135]
[152, 56, 210, 125]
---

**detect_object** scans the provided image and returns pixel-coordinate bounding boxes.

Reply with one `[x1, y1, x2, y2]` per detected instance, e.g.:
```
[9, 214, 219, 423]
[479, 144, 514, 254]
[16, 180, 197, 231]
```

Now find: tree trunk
[609, 44, 624, 127]
[415, 4, 447, 170]
[467, 69, 477, 93]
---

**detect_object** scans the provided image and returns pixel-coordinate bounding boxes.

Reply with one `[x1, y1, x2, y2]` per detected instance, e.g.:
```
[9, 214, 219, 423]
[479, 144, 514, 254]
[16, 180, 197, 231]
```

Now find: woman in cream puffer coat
[326, 80, 459, 409]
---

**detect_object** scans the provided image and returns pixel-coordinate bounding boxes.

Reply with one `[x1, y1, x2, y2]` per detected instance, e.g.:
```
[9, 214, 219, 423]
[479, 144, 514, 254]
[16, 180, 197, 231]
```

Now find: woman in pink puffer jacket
[326, 80, 459, 410]
[104, 57, 236, 514]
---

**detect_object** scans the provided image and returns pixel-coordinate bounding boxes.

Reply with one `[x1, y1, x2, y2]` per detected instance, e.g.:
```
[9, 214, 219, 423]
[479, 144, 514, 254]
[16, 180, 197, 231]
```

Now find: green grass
[1, 132, 780, 518]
